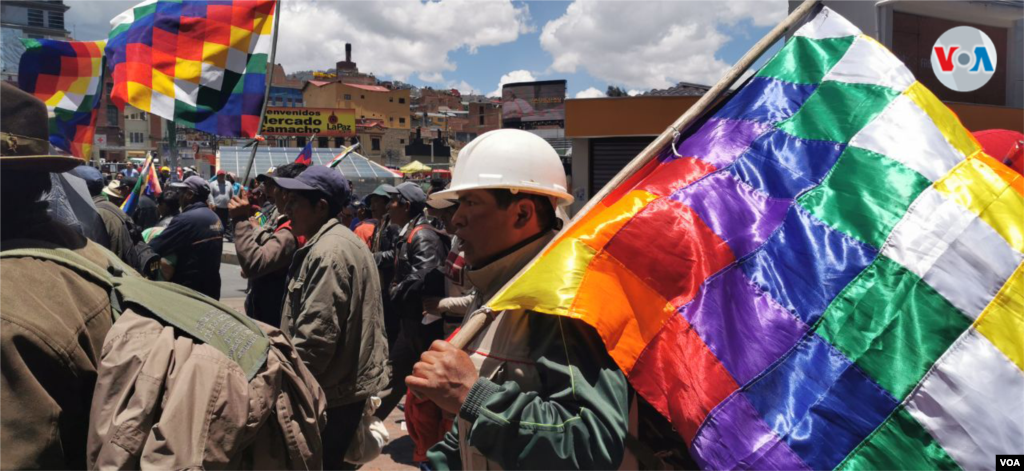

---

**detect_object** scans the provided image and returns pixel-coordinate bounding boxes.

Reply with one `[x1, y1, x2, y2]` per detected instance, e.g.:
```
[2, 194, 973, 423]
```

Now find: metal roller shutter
[589, 137, 655, 195]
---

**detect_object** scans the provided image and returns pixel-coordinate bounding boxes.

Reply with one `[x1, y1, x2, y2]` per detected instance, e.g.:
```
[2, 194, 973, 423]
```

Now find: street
[220, 261, 416, 470]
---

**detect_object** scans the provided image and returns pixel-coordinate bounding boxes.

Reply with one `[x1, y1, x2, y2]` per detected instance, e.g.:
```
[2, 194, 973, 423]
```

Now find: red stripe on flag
[604, 197, 734, 309]
[634, 157, 716, 197]
[630, 313, 740, 444]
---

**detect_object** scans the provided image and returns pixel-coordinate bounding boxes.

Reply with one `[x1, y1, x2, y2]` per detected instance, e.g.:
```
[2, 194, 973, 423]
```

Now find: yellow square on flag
[175, 58, 202, 83]
[151, 69, 176, 99]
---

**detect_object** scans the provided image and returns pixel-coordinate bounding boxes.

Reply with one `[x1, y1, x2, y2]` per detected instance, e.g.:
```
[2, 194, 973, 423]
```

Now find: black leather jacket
[383, 214, 449, 320]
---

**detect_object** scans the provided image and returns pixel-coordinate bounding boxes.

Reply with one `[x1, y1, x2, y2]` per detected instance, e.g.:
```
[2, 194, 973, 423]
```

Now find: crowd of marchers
[1, 81, 659, 470]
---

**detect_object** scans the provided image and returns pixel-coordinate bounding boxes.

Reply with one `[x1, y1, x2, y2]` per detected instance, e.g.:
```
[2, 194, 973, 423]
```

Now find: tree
[606, 86, 627, 97]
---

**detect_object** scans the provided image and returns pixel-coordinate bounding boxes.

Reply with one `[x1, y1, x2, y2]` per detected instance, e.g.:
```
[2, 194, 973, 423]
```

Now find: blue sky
[67, 0, 788, 97]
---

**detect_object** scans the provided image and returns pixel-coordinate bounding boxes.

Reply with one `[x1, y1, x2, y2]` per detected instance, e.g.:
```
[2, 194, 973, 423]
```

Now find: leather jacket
[387, 214, 450, 320]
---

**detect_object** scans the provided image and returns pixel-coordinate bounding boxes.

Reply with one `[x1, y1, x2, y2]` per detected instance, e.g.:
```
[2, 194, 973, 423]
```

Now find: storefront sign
[263, 107, 356, 137]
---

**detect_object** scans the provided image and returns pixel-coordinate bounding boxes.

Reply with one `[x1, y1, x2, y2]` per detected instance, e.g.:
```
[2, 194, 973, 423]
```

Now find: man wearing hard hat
[407, 129, 632, 469]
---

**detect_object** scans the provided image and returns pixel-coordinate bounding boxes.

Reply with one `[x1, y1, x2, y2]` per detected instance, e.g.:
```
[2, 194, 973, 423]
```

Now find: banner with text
[263, 107, 356, 137]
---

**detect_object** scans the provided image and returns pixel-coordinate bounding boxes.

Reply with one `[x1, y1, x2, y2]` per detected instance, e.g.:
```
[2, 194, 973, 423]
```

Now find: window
[479, 114, 485, 125]
[372, 138, 380, 151]
[27, 9, 44, 27]
[398, 98, 406, 104]
[360, 95, 365, 99]
[399, 139, 405, 144]
[344, 94, 352, 100]
[389, 97, 394, 102]
[129, 132, 144, 144]
[399, 117, 406, 125]
[389, 117, 394, 122]
[318, 137, 328, 148]
[106, 105, 118, 125]
[334, 137, 345, 147]
[47, 11, 64, 30]
[297, 136, 306, 147]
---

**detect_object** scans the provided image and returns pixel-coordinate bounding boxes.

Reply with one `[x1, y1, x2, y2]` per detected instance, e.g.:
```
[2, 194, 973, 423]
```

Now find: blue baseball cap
[68, 165, 104, 195]
[391, 181, 427, 204]
[170, 175, 211, 198]
[273, 165, 351, 208]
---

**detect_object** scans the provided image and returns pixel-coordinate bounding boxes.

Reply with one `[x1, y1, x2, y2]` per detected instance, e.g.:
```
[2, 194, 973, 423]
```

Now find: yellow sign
[263, 107, 355, 137]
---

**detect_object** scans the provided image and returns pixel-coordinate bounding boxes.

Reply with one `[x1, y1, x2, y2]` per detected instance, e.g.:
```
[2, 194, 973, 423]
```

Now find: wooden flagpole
[449, 0, 823, 350]
[241, 0, 282, 186]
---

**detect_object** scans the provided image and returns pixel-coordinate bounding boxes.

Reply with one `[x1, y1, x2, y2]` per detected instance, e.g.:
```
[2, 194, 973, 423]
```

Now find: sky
[66, 0, 788, 98]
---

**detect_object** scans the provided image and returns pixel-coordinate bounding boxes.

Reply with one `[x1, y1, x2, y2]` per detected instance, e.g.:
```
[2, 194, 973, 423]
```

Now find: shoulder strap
[1, 246, 270, 380]
[407, 224, 438, 245]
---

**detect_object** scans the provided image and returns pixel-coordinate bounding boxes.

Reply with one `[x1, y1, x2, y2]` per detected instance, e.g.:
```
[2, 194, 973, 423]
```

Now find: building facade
[304, 81, 412, 129]
[466, 101, 501, 136]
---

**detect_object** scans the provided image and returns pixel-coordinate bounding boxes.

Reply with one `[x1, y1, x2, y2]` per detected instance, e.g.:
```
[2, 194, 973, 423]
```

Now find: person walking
[149, 176, 223, 299]
[407, 129, 634, 469]
[211, 169, 234, 240]
[275, 165, 389, 469]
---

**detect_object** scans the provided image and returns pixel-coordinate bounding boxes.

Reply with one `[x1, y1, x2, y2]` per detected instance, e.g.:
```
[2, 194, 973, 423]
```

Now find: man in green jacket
[275, 165, 390, 469]
[407, 129, 634, 470]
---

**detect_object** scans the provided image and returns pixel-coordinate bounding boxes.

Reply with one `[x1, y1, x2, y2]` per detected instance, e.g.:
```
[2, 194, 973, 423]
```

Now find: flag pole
[449, 0, 823, 350]
[241, 0, 282, 186]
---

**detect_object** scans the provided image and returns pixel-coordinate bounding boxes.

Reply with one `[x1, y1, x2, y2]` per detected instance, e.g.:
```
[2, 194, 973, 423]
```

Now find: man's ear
[513, 198, 535, 229]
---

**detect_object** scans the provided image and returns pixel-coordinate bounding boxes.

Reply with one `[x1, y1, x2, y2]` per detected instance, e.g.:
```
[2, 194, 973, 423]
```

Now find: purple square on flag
[676, 118, 770, 169]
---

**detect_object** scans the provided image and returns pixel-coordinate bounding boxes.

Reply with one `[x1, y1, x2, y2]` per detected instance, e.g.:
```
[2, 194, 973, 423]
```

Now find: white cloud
[448, 80, 480, 96]
[627, 89, 642, 97]
[61, 0, 524, 96]
[574, 87, 605, 98]
[540, 1, 786, 90]
[487, 69, 536, 97]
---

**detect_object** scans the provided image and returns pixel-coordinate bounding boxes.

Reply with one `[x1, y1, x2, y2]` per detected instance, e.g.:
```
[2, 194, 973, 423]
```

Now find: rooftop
[643, 82, 710, 97]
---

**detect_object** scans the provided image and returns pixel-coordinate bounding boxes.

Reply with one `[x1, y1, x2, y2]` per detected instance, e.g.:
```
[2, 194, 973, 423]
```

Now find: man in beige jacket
[276, 165, 390, 469]
[0, 82, 117, 470]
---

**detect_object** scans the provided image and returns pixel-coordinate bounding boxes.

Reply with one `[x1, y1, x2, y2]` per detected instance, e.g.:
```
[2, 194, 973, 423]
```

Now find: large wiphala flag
[482, 8, 1022, 470]
[106, 0, 276, 137]
[17, 39, 106, 160]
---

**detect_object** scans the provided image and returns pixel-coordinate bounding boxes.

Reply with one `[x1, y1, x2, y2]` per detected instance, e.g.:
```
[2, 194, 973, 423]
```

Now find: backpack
[1, 244, 269, 376]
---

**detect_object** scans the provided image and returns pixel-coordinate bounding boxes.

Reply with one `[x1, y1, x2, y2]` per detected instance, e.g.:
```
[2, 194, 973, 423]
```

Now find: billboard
[263, 107, 355, 137]
[501, 80, 566, 127]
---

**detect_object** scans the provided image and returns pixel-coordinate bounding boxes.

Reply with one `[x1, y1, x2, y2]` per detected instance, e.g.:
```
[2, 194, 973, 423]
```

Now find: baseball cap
[216, 169, 226, 176]
[273, 165, 351, 208]
[68, 165, 104, 195]
[363, 184, 395, 204]
[392, 181, 427, 204]
[170, 175, 211, 197]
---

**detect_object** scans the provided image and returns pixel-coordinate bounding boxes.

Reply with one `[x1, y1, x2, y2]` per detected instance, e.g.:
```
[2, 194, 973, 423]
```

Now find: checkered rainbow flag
[17, 39, 106, 160]
[106, 0, 276, 138]
[482, 8, 1023, 470]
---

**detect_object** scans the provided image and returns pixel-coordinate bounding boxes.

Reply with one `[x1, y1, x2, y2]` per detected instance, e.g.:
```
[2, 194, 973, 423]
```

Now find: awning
[400, 160, 433, 174]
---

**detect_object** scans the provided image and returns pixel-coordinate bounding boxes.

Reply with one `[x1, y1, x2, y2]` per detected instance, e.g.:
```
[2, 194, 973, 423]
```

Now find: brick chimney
[346, 43, 352, 63]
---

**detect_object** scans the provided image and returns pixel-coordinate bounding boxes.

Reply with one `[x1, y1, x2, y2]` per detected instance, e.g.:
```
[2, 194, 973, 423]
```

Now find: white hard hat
[429, 129, 574, 207]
